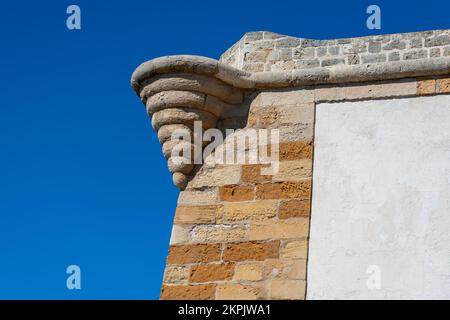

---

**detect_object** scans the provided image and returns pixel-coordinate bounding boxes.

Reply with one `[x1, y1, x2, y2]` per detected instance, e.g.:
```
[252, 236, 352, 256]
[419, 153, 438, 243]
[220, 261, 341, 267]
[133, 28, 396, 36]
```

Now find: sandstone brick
[189, 165, 241, 189]
[342, 81, 417, 100]
[161, 284, 216, 300]
[270, 279, 306, 300]
[272, 160, 312, 182]
[278, 123, 314, 142]
[219, 185, 254, 201]
[269, 104, 315, 127]
[437, 78, 450, 93]
[250, 218, 309, 241]
[216, 283, 262, 300]
[174, 205, 218, 224]
[255, 180, 311, 200]
[190, 263, 235, 282]
[249, 107, 278, 127]
[280, 240, 308, 259]
[276, 140, 313, 161]
[254, 89, 314, 108]
[241, 164, 272, 183]
[314, 86, 344, 102]
[169, 224, 192, 245]
[223, 200, 278, 221]
[191, 224, 248, 243]
[178, 188, 218, 205]
[167, 244, 221, 264]
[234, 262, 264, 281]
[164, 266, 189, 284]
[223, 241, 280, 261]
[264, 259, 306, 280]
[286, 260, 307, 280]
[279, 199, 310, 219]
[417, 79, 436, 95]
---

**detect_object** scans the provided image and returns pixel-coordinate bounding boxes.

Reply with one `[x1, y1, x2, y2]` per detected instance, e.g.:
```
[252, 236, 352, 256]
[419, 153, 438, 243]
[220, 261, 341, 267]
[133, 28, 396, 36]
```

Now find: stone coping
[132, 55, 450, 93]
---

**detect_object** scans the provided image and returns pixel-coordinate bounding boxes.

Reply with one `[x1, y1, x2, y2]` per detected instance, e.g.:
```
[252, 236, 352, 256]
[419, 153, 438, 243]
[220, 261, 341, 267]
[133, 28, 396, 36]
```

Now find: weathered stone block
[167, 244, 222, 264]
[241, 164, 272, 183]
[223, 241, 280, 261]
[279, 199, 310, 218]
[437, 78, 450, 93]
[190, 263, 235, 282]
[169, 225, 192, 245]
[321, 58, 345, 67]
[277, 140, 313, 161]
[219, 185, 254, 201]
[234, 262, 264, 281]
[272, 159, 312, 182]
[270, 279, 305, 299]
[161, 284, 216, 300]
[164, 266, 190, 284]
[280, 240, 308, 259]
[223, 200, 278, 221]
[417, 79, 436, 95]
[249, 218, 309, 241]
[191, 224, 248, 243]
[255, 180, 312, 200]
[174, 205, 219, 224]
[216, 283, 262, 300]
[178, 188, 218, 205]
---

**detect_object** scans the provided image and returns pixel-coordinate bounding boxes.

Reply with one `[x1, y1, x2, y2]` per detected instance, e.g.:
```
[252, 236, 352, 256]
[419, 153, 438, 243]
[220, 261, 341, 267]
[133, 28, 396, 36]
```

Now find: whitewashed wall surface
[308, 95, 450, 299]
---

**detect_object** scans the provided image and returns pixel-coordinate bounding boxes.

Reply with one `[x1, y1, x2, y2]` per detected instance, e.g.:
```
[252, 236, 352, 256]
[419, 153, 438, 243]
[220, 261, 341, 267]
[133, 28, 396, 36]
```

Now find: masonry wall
[159, 75, 450, 300]
[160, 89, 314, 300]
[131, 29, 450, 300]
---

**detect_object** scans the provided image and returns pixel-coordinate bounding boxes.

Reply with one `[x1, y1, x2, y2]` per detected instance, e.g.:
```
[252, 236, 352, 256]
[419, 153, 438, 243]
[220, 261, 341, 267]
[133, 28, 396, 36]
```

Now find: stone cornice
[131, 30, 450, 189]
[132, 55, 450, 92]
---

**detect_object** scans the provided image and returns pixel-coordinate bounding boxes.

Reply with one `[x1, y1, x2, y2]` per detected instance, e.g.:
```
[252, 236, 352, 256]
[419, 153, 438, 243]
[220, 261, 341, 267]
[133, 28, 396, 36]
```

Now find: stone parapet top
[220, 29, 450, 73]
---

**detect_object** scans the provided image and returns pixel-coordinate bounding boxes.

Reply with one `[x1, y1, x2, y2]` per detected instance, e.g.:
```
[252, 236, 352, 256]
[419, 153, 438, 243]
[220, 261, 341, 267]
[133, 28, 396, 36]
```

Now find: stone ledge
[132, 54, 450, 91]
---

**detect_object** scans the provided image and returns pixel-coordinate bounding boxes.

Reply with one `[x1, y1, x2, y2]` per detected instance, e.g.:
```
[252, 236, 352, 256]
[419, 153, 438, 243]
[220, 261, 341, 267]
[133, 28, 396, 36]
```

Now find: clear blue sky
[0, 0, 448, 299]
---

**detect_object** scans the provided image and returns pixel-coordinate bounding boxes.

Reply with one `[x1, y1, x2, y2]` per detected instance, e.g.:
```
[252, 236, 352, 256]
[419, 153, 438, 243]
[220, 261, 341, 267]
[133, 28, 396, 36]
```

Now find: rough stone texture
[220, 30, 450, 73]
[190, 263, 235, 282]
[223, 241, 280, 261]
[161, 284, 216, 300]
[216, 283, 262, 300]
[167, 244, 222, 264]
[234, 262, 264, 281]
[131, 29, 450, 300]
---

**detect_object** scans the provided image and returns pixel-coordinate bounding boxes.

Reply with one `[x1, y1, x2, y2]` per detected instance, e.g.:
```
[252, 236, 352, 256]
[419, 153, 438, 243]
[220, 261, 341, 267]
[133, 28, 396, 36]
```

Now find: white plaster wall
[307, 95, 450, 299]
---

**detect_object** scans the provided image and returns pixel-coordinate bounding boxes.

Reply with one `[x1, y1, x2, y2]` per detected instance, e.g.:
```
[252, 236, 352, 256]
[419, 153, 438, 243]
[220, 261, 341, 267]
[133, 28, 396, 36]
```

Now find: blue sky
[0, 0, 448, 299]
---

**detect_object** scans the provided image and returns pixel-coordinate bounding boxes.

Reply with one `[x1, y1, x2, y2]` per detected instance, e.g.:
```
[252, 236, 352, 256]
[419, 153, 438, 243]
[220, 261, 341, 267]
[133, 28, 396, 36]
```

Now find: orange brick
[160, 284, 216, 300]
[255, 180, 311, 200]
[437, 78, 450, 93]
[223, 241, 280, 261]
[167, 244, 221, 264]
[417, 79, 436, 95]
[190, 263, 235, 282]
[279, 199, 310, 218]
[174, 205, 219, 224]
[277, 140, 313, 161]
[241, 164, 272, 183]
[219, 185, 254, 201]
